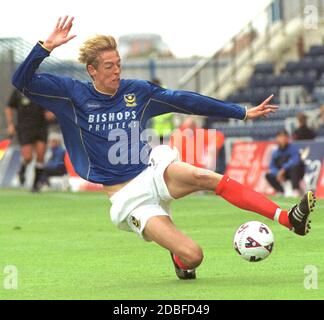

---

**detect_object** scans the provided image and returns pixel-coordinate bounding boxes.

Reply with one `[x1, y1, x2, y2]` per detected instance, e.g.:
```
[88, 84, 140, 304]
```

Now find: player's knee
[188, 246, 204, 268]
[182, 245, 204, 269]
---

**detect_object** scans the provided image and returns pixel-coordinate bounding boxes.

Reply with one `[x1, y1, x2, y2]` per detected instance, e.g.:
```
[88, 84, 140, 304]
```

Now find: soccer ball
[233, 221, 274, 262]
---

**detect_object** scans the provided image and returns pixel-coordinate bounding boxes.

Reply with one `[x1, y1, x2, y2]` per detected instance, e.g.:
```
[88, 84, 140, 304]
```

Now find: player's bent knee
[181, 245, 204, 269]
[188, 246, 204, 269]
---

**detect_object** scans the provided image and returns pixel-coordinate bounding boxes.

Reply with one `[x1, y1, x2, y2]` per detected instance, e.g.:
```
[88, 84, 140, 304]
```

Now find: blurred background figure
[293, 113, 316, 141]
[266, 130, 305, 197]
[151, 78, 175, 145]
[40, 133, 67, 189]
[4, 88, 54, 192]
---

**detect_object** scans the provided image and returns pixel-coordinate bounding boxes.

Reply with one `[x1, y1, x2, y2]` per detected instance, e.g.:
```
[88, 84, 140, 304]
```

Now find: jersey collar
[92, 82, 118, 97]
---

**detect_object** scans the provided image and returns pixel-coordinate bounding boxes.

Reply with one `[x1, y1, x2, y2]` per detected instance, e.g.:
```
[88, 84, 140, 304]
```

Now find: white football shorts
[109, 145, 180, 241]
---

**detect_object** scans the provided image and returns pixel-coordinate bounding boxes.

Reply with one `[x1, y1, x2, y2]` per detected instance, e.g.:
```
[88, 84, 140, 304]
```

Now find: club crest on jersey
[131, 216, 141, 229]
[124, 94, 137, 107]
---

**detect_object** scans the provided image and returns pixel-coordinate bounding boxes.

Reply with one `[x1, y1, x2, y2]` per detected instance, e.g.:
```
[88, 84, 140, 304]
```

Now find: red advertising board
[226, 141, 324, 199]
[226, 141, 277, 195]
[0, 139, 12, 161]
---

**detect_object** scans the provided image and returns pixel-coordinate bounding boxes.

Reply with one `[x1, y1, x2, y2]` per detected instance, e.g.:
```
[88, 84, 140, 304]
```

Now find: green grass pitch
[0, 189, 323, 300]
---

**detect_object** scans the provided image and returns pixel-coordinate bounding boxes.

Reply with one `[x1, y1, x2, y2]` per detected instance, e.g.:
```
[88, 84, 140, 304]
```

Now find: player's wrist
[39, 41, 54, 52]
[243, 106, 249, 120]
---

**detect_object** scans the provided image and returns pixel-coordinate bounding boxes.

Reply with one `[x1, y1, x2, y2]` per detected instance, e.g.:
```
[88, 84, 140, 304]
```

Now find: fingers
[59, 15, 69, 29]
[260, 105, 279, 118]
[56, 17, 62, 29]
[63, 17, 74, 31]
[56, 15, 74, 30]
[260, 95, 274, 107]
[64, 34, 77, 43]
[265, 105, 279, 112]
[259, 104, 278, 114]
[262, 107, 277, 115]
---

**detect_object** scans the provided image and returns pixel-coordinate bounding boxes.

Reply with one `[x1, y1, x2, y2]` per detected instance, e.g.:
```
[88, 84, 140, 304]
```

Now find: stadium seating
[210, 120, 286, 140]
[307, 45, 324, 57]
[228, 44, 324, 103]
[318, 125, 324, 137]
[218, 44, 324, 140]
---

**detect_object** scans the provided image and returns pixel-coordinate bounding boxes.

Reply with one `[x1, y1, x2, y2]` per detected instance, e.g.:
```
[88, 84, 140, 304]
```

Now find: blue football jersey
[12, 42, 247, 186]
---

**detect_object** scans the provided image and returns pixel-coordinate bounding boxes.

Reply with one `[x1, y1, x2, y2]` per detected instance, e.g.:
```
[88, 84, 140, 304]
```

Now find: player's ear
[87, 64, 97, 78]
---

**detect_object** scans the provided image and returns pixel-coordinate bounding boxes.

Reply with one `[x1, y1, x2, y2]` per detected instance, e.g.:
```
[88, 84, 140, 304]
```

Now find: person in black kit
[293, 113, 316, 141]
[266, 130, 305, 197]
[4, 88, 54, 192]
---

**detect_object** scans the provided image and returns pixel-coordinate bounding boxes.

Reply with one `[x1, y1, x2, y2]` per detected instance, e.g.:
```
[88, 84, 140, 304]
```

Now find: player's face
[89, 50, 121, 94]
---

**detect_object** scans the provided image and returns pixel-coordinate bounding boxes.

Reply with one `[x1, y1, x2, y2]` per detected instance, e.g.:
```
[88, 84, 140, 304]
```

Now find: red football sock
[173, 254, 191, 270]
[215, 175, 292, 229]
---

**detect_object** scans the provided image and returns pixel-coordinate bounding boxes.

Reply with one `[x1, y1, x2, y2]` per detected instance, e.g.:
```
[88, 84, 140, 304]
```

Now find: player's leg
[164, 161, 316, 236]
[19, 144, 33, 185]
[143, 215, 203, 279]
[164, 162, 287, 224]
[32, 128, 47, 191]
[163, 161, 220, 198]
[265, 173, 284, 194]
[32, 140, 46, 191]
[17, 125, 34, 185]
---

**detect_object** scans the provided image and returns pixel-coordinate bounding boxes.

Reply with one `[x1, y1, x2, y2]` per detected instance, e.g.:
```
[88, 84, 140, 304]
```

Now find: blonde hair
[78, 35, 117, 68]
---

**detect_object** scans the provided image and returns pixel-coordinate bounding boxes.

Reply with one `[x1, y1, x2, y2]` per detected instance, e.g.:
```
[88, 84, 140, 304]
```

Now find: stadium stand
[179, 0, 324, 141]
[223, 43, 324, 140]
[228, 43, 324, 105]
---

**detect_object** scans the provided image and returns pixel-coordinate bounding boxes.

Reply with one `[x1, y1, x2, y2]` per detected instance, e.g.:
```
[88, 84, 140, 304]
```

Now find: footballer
[12, 16, 317, 280]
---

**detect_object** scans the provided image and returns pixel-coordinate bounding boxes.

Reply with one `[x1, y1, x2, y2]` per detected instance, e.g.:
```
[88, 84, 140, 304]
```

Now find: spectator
[266, 130, 305, 197]
[41, 133, 67, 187]
[293, 113, 316, 140]
[4, 88, 53, 192]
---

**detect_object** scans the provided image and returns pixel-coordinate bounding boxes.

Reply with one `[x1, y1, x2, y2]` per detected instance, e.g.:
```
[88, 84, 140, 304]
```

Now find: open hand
[43, 16, 76, 51]
[245, 95, 279, 120]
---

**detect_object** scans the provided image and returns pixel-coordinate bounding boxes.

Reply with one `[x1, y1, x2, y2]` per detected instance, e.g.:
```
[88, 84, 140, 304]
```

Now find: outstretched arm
[12, 16, 76, 101]
[141, 82, 278, 122]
